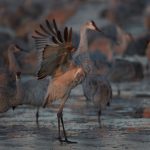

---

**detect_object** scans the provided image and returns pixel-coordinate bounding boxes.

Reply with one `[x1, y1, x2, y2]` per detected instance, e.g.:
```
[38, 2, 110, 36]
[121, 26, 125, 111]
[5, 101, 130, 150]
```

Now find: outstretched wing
[32, 19, 75, 79]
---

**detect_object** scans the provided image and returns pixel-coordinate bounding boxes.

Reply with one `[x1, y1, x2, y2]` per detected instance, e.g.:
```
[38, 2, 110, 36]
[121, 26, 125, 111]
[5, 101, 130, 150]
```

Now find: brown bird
[5, 44, 49, 125]
[83, 75, 112, 127]
[33, 19, 103, 143]
[0, 45, 23, 113]
[12, 45, 40, 75]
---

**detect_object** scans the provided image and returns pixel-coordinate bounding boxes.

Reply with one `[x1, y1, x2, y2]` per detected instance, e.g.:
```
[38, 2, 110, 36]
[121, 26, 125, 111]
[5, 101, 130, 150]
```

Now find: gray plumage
[8, 45, 40, 76]
[82, 75, 112, 127]
[21, 78, 48, 106]
[123, 34, 150, 56]
[73, 23, 113, 127]
[108, 58, 144, 95]
[17, 76, 49, 124]
[0, 68, 21, 113]
[10, 44, 49, 124]
[1, 44, 48, 125]
[34, 20, 102, 143]
[81, 50, 144, 97]
[0, 44, 23, 113]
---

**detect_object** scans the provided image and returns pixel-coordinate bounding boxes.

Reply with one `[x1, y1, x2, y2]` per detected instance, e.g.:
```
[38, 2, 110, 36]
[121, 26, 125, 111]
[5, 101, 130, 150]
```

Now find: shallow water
[0, 85, 150, 150]
[0, 0, 150, 149]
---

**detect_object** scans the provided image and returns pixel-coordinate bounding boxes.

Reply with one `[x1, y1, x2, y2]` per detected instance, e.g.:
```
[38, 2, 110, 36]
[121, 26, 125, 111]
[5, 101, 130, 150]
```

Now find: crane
[33, 19, 104, 143]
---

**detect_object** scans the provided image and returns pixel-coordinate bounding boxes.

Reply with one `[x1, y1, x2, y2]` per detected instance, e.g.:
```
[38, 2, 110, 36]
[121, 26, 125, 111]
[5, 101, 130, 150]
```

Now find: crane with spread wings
[32, 19, 104, 143]
[33, 19, 75, 79]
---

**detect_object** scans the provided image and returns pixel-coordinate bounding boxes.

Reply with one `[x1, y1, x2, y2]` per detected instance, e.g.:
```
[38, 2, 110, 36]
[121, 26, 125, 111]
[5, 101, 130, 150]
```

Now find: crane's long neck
[8, 50, 20, 73]
[9, 74, 23, 107]
[78, 26, 88, 52]
[73, 26, 92, 73]
[7, 49, 22, 106]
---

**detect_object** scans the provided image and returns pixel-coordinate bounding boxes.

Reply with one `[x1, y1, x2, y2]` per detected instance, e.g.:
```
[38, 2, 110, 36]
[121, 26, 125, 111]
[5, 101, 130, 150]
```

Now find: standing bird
[33, 19, 104, 143]
[15, 73, 49, 125]
[108, 58, 144, 96]
[73, 29, 113, 127]
[6, 44, 49, 125]
[0, 69, 15, 113]
[0, 56, 23, 113]
[83, 75, 112, 127]
[6, 44, 40, 76]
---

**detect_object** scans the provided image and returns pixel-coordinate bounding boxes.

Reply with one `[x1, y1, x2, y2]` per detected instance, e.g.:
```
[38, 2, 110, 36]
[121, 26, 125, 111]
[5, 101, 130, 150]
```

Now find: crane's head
[86, 20, 119, 44]
[7, 44, 22, 53]
[86, 20, 102, 32]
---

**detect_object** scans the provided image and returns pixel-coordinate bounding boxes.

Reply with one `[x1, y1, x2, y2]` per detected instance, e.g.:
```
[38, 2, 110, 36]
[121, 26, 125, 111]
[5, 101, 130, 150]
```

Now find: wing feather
[35, 30, 48, 37]
[33, 19, 75, 79]
[64, 27, 68, 42]
[53, 19, 58, 33]
[46, 20, 55, 35]
[39, 24, 51, 35]
[68, 27, 72, 42]
[37, 45, 69, 79]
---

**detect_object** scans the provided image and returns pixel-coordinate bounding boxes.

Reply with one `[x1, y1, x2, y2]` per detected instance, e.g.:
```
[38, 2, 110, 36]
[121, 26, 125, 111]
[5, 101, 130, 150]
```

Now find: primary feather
[33, 19, 74, 79]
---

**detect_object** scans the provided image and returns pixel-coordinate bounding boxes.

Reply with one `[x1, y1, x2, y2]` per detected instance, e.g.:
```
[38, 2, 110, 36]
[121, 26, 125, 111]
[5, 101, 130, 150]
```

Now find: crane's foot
[57, 137, 77, 144]
[57, 111, 77, 144]
[65, 139, 77, 144]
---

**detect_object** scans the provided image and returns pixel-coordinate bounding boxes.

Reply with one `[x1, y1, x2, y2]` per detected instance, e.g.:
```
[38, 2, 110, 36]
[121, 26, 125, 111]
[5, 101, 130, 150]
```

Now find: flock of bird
[0, 18, 146, 144]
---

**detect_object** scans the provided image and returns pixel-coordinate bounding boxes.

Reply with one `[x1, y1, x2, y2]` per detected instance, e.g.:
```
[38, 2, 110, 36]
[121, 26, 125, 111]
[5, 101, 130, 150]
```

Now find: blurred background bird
[0, 0, 150, 148]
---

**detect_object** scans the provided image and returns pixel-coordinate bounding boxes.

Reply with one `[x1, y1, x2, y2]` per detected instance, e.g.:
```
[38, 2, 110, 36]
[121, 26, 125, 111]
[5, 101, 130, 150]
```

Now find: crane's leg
[57, 112, 62, 141]
[36, 107, 39, 126]
[117, 84, 120, 97]
[98, 110, 102, 128]
[57, 96, 77, 144]
[57, 111, 77, 144]
[107, 102, 110, 106]
[12, 106, 16, 111]
[60, 113, 77, 144]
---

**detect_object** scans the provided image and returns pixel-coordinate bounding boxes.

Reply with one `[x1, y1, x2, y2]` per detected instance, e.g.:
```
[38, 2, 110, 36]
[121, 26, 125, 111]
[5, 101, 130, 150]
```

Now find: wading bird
[74, 37, 113, 127]
[33, 19, 104, 143]
[83, 75, 112, 127]
[6, 44, 49, 125]
[0, 45, 23, 113]
[15, 72, 49, 125]
[108, 58, 144, 96]
[7, 44, 40, 76]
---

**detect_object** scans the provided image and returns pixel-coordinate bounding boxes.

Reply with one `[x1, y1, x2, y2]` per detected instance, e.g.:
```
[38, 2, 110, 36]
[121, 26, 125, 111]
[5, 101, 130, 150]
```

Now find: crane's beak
[14, 44, 28, 52]
[91, 20, 119, 44]
[92, 21, 103, 32]
[94, 25, 102, 32]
